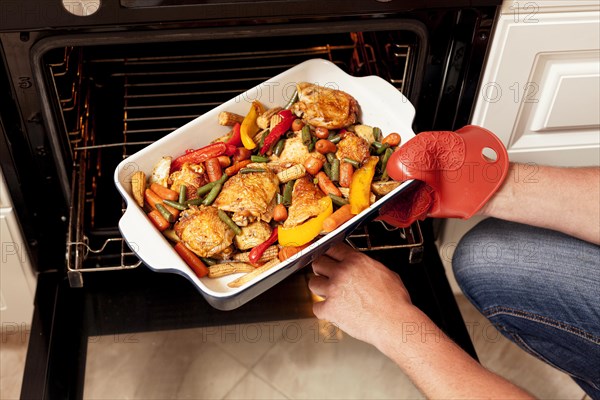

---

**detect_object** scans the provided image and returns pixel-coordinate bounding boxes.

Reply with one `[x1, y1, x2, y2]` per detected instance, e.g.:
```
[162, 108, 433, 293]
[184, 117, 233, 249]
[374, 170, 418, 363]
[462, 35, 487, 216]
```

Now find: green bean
[276, 193, 284, 205]
[163, 199, 188, 211]
[301, 125, 312, 147]
[308, 137, 317, 152]
[197, 173, 228, 196]
[328, 193, 349, 207]
[258, 129, 270, 149]
[328, 134, 342, 144]
[185, 198, 204, 206]
[380, 147, 393, 182]
[179, 184, 186, 204]
[376, 143, 390, 155]
[343, 157, 360, 169]
[273, 138, 286, 157]
[323, 161, 332, 179]
[218, 209, 242, 235]
[155, 203, 176, 223]
[326, 153, 336, 164]
[202, 182, 222, 206]
[240, 168, 267, 174]
[284, 90, 299, 109]
[373, 127, 383, 142]
[200, 257, 218, 266]
[197, 181, 217, 197]
[283, 180, 294, 206]
[251, 155, 270, 163]
[372, 141, 385, 150]
[330, 159, 340, 182]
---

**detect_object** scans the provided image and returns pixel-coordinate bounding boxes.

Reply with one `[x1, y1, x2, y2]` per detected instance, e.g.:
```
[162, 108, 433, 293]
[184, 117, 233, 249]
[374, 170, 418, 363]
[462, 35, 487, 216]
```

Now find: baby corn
[233, 245, 279, 263]
[227, 258, 280, 288]
[208, 262, 255, 278]
[277, 164, 306, 183]
[218, 111, 244, 126]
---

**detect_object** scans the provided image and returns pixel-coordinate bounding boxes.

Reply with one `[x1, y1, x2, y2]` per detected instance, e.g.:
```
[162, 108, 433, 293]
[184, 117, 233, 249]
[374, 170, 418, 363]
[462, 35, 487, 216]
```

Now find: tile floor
[1, 295, 588, 399]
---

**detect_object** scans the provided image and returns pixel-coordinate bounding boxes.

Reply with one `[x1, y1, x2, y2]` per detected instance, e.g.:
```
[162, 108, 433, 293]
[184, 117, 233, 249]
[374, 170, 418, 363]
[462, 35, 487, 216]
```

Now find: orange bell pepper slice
[349, 156, 379, 215]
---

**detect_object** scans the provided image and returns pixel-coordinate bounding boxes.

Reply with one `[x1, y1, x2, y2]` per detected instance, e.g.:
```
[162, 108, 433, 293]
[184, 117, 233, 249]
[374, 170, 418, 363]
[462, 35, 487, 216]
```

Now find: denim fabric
[452, 218, 600, 398]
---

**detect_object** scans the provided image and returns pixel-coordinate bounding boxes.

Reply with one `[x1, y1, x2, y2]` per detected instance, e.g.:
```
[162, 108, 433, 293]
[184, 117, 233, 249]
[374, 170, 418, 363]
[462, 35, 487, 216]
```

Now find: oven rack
[52, 33, 422, 286]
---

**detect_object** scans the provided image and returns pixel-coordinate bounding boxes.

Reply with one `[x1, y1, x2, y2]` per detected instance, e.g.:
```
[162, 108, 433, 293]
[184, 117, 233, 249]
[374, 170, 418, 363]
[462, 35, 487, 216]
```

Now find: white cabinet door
[0, 208, 36, 327]
[472, 11, 600, 166]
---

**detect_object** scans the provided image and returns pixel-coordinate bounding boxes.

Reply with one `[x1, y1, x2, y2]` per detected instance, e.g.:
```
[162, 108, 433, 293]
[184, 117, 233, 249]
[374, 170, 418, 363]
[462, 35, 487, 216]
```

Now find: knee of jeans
[452, 218, 515, 308]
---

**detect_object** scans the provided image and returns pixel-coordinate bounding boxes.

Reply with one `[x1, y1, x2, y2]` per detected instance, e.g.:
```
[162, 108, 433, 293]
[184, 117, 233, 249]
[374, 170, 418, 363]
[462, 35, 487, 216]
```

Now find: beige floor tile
[84, 328, 248, 400]
[456, 295, 586, 400]
[252, 318, 424, 400]
[0, 328, 29, 400]
[223, 372, 288, 400]
[203, 322, 286, 368]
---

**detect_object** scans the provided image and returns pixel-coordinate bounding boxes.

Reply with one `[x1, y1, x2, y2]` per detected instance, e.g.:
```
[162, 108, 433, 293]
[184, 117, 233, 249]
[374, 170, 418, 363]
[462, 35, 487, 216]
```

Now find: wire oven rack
[50, 33, 423, 287]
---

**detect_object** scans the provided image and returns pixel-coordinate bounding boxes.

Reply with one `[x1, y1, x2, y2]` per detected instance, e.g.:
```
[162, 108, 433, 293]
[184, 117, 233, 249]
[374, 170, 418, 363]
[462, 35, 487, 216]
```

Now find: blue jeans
[452, 218, 600, 398]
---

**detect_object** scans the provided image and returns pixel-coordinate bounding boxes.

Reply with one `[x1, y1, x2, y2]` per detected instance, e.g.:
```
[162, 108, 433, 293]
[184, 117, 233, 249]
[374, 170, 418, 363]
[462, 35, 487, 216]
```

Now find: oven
[0, 1, 500, 398]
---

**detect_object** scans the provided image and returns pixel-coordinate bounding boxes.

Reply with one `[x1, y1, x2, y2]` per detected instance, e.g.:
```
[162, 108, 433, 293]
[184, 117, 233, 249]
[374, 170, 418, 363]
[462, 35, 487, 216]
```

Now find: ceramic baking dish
[114, 59, 416, 310]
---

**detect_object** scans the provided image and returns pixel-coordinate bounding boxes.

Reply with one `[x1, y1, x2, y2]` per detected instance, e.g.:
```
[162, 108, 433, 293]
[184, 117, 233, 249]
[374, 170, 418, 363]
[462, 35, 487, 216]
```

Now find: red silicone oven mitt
[379, 125, 509, 228]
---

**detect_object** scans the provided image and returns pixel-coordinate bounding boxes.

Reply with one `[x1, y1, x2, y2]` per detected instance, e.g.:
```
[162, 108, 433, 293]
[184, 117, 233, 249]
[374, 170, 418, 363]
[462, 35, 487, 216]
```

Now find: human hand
[308, 242, 416, 346]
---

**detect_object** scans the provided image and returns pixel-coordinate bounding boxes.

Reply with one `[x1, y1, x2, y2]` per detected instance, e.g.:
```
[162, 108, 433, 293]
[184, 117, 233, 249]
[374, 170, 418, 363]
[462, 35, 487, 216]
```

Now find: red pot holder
[379, 125, 509, 228]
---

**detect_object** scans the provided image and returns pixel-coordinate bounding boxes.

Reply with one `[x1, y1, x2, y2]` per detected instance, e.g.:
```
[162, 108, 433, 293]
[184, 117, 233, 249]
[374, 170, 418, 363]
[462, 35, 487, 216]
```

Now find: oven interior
[42, 26, 428, 287]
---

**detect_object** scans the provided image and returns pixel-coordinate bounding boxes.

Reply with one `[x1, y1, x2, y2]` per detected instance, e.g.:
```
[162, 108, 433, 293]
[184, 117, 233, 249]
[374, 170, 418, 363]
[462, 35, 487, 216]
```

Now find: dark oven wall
[0, 4, 500, 275]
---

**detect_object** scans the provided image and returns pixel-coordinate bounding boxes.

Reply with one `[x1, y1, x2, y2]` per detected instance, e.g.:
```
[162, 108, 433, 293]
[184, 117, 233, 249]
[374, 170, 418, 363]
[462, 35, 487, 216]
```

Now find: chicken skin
[336, 133, 371, 165]
[292, 82, 359, 129]
[174, 206, 234, 258]
[284, 177, 325, 228]
[168, 162, 208, 200]
[233, 221, 273, 250]
[277, 131, 326, 167]
[213, 166, 279, 226]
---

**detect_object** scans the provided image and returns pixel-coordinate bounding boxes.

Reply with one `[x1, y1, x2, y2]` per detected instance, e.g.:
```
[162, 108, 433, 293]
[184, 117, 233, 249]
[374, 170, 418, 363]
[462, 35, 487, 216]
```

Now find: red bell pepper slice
[225, 123, 242, 147]
[170, 142, 227, 172]
[259, 109, 295, 154]
[249, 227, 279, 265]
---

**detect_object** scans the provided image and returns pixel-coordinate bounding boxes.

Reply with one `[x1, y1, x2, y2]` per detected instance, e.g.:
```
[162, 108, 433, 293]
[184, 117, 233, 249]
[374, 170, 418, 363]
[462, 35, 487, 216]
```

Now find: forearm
[479, 163, 600, 245]
[373, 307, 533, 399]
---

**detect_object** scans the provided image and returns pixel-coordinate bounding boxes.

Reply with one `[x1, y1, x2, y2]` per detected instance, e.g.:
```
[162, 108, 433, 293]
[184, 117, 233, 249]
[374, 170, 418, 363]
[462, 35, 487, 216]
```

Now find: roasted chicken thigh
[213, 166, 279, 226]
[292, 82, 358, 129]
[174, 205, 234, 258]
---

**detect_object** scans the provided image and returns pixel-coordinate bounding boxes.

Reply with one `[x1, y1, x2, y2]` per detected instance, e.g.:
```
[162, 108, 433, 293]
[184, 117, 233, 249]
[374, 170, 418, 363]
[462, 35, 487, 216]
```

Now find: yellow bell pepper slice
[240, 100, 265, 150]
[278, 196, 333, 247]
[349, 156, 379, 215]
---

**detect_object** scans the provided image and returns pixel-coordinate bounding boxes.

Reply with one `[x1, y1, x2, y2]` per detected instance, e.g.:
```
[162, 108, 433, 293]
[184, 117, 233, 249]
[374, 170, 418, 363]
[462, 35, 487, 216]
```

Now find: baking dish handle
[118, 203, 184, 272]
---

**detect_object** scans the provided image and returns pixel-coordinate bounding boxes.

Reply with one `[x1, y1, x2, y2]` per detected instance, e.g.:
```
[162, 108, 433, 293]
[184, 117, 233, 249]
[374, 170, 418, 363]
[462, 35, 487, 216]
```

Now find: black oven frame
[0, 2, 501, 398]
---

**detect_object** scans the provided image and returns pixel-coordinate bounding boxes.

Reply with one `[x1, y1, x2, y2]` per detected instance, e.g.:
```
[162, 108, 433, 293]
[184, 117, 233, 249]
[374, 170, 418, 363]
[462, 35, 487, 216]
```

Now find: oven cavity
[44, 30, 426, 287]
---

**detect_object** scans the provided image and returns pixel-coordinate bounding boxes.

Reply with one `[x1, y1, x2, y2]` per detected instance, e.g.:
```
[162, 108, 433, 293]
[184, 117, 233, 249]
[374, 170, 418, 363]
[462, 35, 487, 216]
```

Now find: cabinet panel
[502, 1, 600, 15]
[0, 208, 35, 326]
[472, 11, 600, 166]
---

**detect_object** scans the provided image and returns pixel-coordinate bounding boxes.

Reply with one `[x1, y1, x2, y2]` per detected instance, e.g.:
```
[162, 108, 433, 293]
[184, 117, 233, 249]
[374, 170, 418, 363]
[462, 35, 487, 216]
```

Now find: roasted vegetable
[241, 101, 265, 150]
[349, 156, 378, 214]
[131, 171, 146, 207]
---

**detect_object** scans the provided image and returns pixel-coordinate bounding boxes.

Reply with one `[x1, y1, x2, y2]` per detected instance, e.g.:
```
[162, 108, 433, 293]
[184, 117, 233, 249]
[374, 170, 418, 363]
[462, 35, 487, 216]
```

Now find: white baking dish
[114, 59, 416, 310]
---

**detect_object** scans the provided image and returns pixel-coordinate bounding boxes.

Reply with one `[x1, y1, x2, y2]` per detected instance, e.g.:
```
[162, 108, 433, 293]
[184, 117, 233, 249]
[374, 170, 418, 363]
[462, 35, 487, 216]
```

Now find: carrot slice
[224, 159, 252, 176]
[205, 157, 223, 182]
[147, 209, 170, 232]
[322, 204, 354, 233]
[174, 242, 209, 278]
[150, 183, 179, 201]
[144, 189, 180, 218]
[316, 171, 342, 197]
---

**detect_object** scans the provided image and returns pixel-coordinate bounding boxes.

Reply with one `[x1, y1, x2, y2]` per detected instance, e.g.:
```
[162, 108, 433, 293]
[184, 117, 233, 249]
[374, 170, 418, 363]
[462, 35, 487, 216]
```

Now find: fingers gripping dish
[133, 82, 404, 288]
